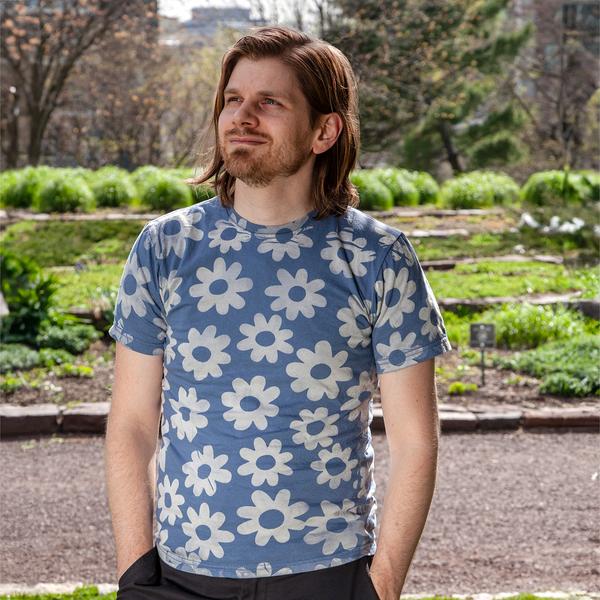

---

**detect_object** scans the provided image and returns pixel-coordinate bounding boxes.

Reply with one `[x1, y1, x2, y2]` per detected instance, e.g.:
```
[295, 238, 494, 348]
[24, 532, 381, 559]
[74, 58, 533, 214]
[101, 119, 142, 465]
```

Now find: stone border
[1, 402, 598, 439]
[0, 583, 596, 599]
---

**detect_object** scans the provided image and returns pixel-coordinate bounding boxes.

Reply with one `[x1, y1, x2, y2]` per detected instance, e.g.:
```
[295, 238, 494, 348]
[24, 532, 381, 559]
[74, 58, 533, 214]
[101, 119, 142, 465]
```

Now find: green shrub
[53, 363, 94, 377]
[411, 171, 441, 205]
[448, 381, 478, 395]
[576, 170, 600, 201]
[371, 168, 419, 206]
[91, 167, 137, 208]
[0, 166, 56, 209]
[0, 169, 19, 208]
[479, 302, 586, 350]
[138, 172, 193, 211]
[521, 170, 592, 205]
[538, 372, 596, 397]
[131, 165, 162, 190]
[35, 323, 102, 354]
[478, 171, 521, 205]
[33, 175, 95, 213]
[350, 170, 394, 210]
[494, 334, 599, 397]
[189, 182, 215, 203]
[0, 249, 59, 346]
[38, 347, 76, 367]
[441, 173, 495, 209]
[0, 374, 25, 394]
[0, 343, 40, 373]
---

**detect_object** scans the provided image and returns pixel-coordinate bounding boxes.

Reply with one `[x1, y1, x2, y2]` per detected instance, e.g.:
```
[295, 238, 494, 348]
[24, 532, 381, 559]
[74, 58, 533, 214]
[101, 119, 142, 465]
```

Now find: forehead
[225, 57, 303, 101]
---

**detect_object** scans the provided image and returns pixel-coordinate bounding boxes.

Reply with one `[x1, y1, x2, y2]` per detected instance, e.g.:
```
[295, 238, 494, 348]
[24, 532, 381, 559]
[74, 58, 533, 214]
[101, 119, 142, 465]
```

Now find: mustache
[224, 129, 270, 141]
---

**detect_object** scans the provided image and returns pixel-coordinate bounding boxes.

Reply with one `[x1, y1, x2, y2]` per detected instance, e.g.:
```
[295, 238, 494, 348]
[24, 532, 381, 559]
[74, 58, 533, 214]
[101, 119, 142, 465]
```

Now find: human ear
[312, 113, 343, 155]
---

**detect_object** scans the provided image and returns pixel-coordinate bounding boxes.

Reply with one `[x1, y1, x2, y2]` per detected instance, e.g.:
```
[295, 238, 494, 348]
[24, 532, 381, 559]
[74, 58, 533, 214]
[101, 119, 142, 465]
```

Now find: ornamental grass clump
[350, 170, 394, 210]
[91, 166, 137, 208]
[138, 170, 194, 211]
[33, 173, 95, 213]
[521, 170, 593, 205]
[441, 171, 519, 209]
[371, 168, 419, 206]
[0, 165, 56, 209]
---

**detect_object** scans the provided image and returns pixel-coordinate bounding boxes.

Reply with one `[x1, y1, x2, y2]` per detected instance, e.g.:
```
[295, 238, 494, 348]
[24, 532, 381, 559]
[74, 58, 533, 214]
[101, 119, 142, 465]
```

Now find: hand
[368, 565, 399, 600]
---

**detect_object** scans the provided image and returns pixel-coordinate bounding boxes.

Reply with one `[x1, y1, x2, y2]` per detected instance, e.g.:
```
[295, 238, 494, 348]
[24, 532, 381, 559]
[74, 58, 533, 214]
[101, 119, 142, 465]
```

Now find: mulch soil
[0, 431, 597, 592]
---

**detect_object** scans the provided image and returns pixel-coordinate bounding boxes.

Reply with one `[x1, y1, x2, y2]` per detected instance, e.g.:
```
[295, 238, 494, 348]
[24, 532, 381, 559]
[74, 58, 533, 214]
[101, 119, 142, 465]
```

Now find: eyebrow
[223, 87, 292, 101]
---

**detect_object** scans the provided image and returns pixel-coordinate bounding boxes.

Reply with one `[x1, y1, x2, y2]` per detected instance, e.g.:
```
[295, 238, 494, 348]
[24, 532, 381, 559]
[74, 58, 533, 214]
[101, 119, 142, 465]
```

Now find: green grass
[47, 264, 123, 311]
[0, 220, 146, 267]
[426, 260, 599, 300]
[405, 230, 595, 261]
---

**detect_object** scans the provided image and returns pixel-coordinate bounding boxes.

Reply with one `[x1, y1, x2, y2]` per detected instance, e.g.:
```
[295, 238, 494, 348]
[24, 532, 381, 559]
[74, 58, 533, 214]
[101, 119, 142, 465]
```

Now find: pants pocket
[117, 546, 160, 591]
[363, 556, 381, 600]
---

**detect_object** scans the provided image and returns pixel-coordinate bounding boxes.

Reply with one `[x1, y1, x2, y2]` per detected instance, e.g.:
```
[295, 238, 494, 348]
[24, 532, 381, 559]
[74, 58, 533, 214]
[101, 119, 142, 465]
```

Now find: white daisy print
[189, 257, 253, 315]
[264, 268, 326, 320]
[178, 325, 231, 381]
[157, 474, 185, 526]
[157, 210, 204, 259]
[237, 313, 293, 363]
[164, 324, 177, 365]
[256, 229, 313, 262]
[237, 489, 308, 546]
[116, 252, 153, 319]
[170, 547, 213, 575]
[286, 340, 353, 401]
[290, 407, 339, 451]
[221, 376, 280, 431]
[390, 236, 416, 265]
[356, 463, 374, 499]
[337, 295, 373, 348]
[340, 370, 377, 423]
[303, 499, 364, 555]
[320, 228, 376, 278]
[236, 563, 293, 577]
[374, 265, 416, 329]
[181, 503, 234, 559]
[237, 437, 293, 487]
[208, 217, 252, 253]
[181, 445, 232, 496]
[159, 270, 182, 315]
[375, 330, 420, 370]
[310, 442, 358, 489]
[168, 386, 210, 442]
[158, 411, 170, 471]
[314, 557, 345, 570]
[419, 297, 443, 341]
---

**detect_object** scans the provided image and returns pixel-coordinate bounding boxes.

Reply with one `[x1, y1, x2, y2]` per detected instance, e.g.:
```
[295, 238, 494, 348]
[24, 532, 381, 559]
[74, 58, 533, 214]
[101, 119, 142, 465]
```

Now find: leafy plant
[0, 249, 60, 345]
[33, 175, 95, 213]
[35, 323, 102, 355]
[350, 170, 394, 210]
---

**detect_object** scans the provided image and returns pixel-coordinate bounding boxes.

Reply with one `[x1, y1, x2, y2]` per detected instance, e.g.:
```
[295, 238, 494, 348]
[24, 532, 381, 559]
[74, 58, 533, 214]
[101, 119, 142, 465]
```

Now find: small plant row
[0, 166, 213, 213]
[350, 167, 599, 210]
[1, 165, 598, 213]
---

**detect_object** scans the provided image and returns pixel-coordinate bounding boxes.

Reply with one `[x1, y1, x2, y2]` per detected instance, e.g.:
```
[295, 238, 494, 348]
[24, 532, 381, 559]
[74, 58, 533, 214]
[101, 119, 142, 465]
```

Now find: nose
[232, 99, 258, 128]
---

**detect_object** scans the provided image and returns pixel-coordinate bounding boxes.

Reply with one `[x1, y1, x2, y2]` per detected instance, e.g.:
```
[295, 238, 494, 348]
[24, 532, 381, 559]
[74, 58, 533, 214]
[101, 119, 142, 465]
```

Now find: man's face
[217, 57, 318, 187]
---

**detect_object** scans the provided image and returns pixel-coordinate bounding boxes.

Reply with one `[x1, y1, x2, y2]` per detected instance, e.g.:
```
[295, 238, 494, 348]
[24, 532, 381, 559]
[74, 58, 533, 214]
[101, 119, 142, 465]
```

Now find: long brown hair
[186, 25, 360, 218]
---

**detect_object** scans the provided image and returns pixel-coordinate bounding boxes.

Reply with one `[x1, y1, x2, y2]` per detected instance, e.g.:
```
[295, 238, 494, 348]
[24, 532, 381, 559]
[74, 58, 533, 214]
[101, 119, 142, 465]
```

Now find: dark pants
[117, 546, 381, 600]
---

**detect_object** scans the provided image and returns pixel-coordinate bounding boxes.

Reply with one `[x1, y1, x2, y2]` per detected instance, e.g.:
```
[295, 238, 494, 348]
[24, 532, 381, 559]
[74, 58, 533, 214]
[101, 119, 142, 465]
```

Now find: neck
[231, 163, 315, 226]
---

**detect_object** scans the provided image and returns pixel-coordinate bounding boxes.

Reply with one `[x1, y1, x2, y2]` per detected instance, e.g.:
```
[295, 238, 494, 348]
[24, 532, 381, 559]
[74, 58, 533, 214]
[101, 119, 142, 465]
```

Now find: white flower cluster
[518, 212, 589, 234]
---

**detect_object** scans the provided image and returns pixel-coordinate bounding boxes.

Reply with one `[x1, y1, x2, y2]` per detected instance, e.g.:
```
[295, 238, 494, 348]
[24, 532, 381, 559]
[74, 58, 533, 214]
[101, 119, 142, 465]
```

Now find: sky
[159, 0, 260, 21]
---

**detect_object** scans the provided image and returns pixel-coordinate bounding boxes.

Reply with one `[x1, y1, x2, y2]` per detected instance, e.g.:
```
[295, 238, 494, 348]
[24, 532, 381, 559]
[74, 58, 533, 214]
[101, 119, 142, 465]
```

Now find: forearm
[371, 443, 438, 599]
[105, 418, 158, 579]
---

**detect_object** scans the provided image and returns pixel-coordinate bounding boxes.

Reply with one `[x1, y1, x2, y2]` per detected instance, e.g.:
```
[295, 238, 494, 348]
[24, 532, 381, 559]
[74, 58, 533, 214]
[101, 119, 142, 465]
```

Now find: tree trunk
[438, 121, 464, 174]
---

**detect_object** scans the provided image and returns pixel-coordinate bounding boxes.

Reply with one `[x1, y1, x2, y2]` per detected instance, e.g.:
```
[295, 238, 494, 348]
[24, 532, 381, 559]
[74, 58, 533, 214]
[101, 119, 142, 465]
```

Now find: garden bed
[2, 338, 596, 411]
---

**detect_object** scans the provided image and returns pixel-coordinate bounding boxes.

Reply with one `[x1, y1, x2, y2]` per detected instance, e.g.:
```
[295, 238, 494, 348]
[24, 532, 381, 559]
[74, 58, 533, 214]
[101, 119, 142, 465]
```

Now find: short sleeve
[108, 222, 167, 356]
[371, 233, 452, 374]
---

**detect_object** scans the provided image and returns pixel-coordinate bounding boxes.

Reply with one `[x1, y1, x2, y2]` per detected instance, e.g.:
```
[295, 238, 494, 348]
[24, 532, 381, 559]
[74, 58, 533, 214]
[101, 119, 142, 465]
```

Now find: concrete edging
[0, 402, 598, 438]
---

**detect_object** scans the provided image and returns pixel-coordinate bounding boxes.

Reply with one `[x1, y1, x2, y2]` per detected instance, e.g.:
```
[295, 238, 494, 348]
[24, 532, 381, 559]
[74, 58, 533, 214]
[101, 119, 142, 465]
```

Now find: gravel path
[1, 430, 598, 594]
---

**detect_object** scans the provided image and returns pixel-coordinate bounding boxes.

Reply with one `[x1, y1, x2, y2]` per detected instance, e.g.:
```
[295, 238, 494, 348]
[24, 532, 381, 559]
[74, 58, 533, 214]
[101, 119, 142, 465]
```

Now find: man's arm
[369, 357, 440, 600]
[104, 341, 163, 581]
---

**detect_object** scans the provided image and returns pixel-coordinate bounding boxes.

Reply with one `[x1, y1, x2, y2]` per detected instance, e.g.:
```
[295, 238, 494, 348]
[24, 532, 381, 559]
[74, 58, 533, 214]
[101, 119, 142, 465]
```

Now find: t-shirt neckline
[224, 203, 318, 236]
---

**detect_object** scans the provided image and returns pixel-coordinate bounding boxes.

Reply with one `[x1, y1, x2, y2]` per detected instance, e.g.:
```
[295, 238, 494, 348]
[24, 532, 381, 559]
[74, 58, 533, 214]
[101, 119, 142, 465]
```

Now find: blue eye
[263, 98, 279, 105]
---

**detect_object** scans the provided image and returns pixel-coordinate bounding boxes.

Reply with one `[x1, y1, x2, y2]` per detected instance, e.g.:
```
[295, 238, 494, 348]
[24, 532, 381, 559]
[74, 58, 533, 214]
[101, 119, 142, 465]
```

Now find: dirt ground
[5, 338, 597, 412]
[0, 431, 597, 593]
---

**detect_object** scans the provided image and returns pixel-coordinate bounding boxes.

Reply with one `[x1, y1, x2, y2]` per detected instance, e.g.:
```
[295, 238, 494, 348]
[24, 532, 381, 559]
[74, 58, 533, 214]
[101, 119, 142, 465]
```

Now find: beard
[219, 130, 314, 187]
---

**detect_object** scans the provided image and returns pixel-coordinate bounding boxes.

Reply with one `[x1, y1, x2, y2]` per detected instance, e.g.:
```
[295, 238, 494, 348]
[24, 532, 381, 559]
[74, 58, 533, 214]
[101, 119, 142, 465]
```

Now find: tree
[509, 0, 599, 170]
[323, 0, 533, 174]
[0, 0, 155, 166]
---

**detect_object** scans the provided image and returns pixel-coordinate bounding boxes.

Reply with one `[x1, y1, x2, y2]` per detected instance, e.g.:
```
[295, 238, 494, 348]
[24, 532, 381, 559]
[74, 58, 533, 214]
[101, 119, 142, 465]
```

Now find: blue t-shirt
[108, 196, 452, 578]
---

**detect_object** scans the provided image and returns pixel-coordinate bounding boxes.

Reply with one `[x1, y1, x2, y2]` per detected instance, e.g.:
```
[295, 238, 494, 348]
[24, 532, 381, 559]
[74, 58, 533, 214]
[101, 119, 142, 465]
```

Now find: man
[105, 25, 452, 600]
